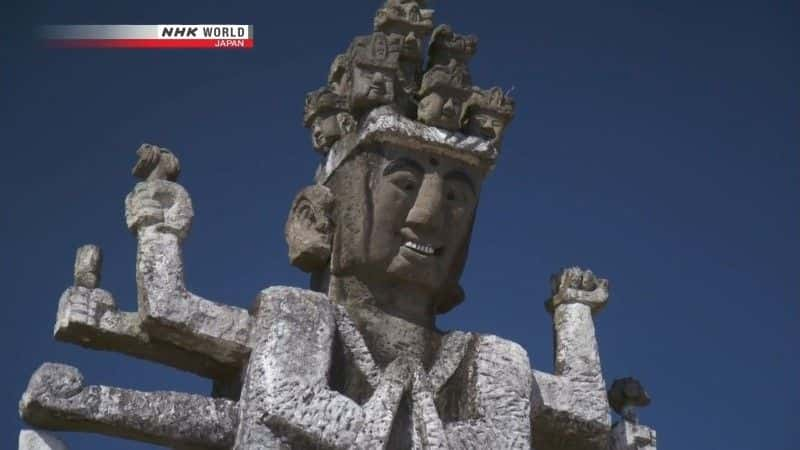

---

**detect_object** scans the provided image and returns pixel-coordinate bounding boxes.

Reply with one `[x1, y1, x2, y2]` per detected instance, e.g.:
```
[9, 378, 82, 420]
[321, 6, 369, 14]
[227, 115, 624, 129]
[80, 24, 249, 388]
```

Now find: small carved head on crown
[303, 87, 355, 153]
[427, 24, 478, 70]
[462, 87, 516, 145]
[417, 60, 473, 130]
[374, 0, 434, 42]
[348, 33, 401, 113]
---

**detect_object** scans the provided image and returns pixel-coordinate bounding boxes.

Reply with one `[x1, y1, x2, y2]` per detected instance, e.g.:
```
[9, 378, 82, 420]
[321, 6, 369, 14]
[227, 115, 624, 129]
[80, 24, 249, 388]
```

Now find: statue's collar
[333, 304, 472, 394]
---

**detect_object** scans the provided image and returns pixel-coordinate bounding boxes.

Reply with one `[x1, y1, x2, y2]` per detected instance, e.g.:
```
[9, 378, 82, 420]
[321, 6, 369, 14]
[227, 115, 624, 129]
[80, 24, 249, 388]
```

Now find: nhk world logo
[40, 25, 254, 49]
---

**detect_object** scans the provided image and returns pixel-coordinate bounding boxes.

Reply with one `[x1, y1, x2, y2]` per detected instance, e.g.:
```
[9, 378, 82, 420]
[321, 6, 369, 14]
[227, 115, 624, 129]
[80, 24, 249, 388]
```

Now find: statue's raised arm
[125, 144, 251, 368]
[54, 144, 251, 383]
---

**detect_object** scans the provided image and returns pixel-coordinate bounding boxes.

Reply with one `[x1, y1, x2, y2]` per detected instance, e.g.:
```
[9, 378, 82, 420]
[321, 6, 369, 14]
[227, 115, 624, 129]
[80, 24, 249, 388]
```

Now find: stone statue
[18, 2, 657, 449]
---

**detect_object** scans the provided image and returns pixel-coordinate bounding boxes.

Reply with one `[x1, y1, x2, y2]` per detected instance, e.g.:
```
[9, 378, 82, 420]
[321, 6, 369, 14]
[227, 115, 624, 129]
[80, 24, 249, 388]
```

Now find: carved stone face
[285, 185, 334, 272]
[311, 114, 340, 150]
[364, 147, 480, 291]
[310, 112, 355, 151]
[351, 65, 395, 110]
[388, 32, 422, 59]
[466, 111, 506, 143]
[418, 91, 463, 130]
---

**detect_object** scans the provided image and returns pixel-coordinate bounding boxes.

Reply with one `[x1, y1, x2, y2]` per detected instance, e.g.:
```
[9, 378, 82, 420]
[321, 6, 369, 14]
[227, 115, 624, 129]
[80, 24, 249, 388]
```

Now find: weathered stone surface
[19, 430, 67, 450]
[236, 286, 410, 448]
[73, 245, 101, 289]
[532, 267, 612, 450]
[441, 335, 532, 449]
[317, 105, 497, 184]
[20, 363, 237, 449]
[285, 184, 334, 272]
[532, 371, 611, 450]
[54, 286, 240, 379]
[611, 420, 657, 450]
[126, 179, 252, 366]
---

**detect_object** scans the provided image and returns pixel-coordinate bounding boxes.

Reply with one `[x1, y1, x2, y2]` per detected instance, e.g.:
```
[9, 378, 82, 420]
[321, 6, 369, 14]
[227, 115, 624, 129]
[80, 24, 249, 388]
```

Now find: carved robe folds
[236, 286, 532, 449]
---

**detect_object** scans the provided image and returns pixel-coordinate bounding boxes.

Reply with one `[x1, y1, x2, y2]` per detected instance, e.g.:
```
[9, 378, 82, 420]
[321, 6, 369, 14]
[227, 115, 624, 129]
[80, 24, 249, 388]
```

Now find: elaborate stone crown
[303, 0, 515, 179]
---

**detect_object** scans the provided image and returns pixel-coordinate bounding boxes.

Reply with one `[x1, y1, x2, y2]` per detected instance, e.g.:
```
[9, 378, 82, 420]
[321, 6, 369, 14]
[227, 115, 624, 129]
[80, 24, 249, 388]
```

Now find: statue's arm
[236, 287, 409, 449]
[531, 267, 613, 449]
[126, 180, 251, 367]
[19, 363, 237, 449]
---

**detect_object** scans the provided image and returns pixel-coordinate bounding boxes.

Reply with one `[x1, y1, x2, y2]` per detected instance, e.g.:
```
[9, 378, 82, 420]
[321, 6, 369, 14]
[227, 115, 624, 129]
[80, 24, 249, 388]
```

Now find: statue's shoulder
[462, 332, 533, 441]
[470, 332, 533, 390]
[251, 286, 333, 322]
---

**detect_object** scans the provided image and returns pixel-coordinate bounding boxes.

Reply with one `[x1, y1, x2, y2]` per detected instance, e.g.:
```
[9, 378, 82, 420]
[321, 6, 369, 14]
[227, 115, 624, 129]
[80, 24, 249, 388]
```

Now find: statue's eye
[388, 171, 420, 193]
[444, 176, 476, 205]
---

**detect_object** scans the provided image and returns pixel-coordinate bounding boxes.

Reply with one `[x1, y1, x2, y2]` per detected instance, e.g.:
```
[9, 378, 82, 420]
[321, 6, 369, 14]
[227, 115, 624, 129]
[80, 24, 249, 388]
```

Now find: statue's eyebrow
[383, 158, 424, 176]
[444, 170, 476, 195]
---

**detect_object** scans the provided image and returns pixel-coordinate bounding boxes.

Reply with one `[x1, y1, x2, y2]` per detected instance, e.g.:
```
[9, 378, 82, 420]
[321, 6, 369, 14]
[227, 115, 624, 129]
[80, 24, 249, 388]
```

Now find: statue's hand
[20, 363, 86, 419]
[550, 267, 609, 311]
[355, 356, 422, 448]
[125, 180, 193, 238]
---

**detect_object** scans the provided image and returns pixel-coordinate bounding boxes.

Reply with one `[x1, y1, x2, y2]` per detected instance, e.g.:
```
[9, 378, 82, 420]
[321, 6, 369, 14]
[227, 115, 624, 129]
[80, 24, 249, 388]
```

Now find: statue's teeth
[404, 241, 434, 255]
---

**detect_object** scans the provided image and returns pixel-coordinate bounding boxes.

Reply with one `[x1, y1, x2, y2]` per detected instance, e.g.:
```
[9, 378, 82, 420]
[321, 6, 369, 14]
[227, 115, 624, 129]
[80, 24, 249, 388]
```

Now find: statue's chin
[384, 247, 445, 292]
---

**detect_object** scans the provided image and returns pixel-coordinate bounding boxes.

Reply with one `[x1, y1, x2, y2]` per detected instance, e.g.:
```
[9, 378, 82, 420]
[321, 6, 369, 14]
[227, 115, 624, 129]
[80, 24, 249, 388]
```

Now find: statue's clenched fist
[548, 266, 609, 312]
[132, 143, 181, 182]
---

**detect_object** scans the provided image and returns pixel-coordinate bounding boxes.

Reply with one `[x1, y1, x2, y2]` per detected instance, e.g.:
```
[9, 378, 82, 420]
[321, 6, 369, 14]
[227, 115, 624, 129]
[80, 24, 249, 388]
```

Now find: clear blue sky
[2, 1, 797, 448]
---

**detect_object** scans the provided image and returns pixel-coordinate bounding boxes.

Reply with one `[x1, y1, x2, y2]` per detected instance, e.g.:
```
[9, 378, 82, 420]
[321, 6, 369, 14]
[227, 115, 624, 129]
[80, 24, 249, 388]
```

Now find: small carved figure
[374, 1, 434, 38]
[348, 33, 400, 113]
[417, 60, 472, 130]
[426, 24, 478, 71]
[462, 87, 515, 145]
[304, 87, 356, 153]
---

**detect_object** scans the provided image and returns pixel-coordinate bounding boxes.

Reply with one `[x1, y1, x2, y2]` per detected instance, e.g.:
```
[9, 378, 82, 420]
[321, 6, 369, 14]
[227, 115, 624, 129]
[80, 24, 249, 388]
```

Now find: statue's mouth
[403, 240, 440, 256]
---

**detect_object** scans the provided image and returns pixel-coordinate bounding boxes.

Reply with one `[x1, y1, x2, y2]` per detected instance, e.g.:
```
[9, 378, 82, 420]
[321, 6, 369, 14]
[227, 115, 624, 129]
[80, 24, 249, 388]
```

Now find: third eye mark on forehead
[383, 157, 476, 195]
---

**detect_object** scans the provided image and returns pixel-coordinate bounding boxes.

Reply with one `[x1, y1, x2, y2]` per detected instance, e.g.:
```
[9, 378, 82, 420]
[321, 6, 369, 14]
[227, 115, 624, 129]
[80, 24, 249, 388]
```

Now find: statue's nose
[406, 174, 444, 233]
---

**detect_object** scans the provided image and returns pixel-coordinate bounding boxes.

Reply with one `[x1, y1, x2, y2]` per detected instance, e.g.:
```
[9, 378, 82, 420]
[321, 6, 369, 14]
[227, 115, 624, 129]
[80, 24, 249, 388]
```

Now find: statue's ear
[285, 185, 335, 273]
